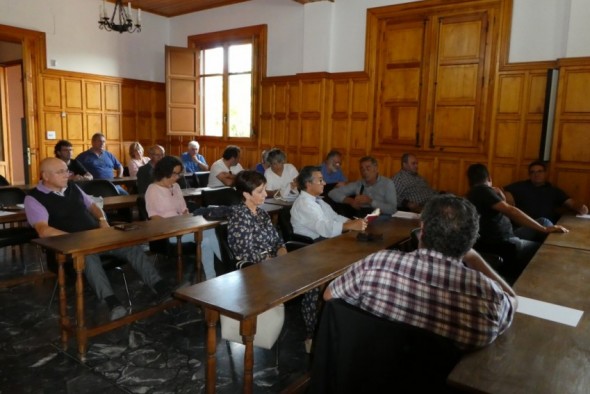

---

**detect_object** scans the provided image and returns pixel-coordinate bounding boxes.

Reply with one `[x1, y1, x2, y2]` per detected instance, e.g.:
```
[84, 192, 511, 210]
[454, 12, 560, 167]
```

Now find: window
[189, 25, 266, 139]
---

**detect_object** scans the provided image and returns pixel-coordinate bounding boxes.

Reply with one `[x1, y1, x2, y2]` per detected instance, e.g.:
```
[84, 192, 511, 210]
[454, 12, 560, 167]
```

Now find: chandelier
[99, 0, 141, 34]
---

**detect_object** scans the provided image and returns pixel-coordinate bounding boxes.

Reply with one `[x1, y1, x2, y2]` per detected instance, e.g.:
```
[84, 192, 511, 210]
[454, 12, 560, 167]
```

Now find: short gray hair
[267, 148, 286, 165]
[420, 194, 479, 258]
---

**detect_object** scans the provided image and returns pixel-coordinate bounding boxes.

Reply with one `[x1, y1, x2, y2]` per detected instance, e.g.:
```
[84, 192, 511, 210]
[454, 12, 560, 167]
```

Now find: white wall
[1, 0, 590, 83]
[0, 0, 168, 81]
[168, 0, 303, 77]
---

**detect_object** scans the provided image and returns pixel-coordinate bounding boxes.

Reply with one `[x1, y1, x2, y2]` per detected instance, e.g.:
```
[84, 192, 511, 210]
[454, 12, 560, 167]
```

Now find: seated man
[136, 144, 165, 195]
[54, 139, 93, 181]
[290, 166, 366, 351]
[76, 132, 128, 195]
[207, 145, 244, 188]
[504, 160, 588, 224]
[320, 150, 347, 188]
[25, 158, 172, 321]
[180, 140, 209, 173]
[392, 153, 436, 212]
[291, 166, 366, 241]
[328, 156, 397, 216]
[466, 163, 567, 283]
[325, 194, 517, 351]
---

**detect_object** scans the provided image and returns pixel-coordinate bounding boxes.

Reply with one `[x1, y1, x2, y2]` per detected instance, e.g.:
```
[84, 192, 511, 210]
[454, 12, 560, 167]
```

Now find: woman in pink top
[128, 142, 150, 177]
[145, 156, 221, 280]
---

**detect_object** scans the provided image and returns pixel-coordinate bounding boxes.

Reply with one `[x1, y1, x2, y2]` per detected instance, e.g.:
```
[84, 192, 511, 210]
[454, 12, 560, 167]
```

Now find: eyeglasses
[171, 171, 182, 177]
[53, 169, 71, 175]
[529, 169, 545, 174]
[311, 178, 325, 184]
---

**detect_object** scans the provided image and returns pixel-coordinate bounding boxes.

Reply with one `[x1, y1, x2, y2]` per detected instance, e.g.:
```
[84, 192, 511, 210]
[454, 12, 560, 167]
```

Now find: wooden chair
[0, 187, 38, 267]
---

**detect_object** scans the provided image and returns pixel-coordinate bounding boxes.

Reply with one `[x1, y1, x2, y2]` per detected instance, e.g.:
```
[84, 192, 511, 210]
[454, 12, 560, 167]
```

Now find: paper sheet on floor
[517, 296, 583, 327]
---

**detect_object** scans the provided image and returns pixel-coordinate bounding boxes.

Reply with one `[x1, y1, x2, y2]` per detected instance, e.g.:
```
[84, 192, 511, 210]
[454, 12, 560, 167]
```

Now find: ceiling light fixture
[98, 0, 141, 34]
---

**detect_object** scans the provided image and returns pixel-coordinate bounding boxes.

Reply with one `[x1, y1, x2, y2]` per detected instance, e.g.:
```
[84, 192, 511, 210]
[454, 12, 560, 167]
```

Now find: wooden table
[175, 216, 420, 393]
[545, 214, 590, 251]
[448, 243, 590, 393]
[33, 215, 218, 359]
[264, 197, 294, 207]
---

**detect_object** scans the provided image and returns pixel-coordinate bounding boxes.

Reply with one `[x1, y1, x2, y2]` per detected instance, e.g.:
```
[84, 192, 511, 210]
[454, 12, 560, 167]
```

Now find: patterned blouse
[228, 203, 285, 263]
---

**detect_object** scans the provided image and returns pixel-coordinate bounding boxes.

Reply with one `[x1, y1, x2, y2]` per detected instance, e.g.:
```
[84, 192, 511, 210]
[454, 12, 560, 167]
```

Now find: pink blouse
[128, 157, 150, 177]
[145, 183, 187, 218]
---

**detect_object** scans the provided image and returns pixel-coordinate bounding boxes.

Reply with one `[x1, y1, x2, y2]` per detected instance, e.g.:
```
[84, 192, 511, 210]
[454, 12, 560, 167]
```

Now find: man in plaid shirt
[324, 194, 517, 350]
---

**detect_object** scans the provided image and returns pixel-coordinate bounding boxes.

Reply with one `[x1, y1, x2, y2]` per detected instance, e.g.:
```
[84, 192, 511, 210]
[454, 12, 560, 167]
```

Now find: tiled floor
[0, 244, 310, 393]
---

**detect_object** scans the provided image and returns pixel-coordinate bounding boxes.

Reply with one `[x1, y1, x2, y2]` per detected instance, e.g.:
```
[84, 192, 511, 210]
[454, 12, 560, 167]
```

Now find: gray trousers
[84, 245, 161, 301]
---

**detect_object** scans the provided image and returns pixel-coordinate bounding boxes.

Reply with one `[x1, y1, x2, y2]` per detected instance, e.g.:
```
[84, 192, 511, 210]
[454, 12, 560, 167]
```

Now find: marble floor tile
[0, 244, 311, 393]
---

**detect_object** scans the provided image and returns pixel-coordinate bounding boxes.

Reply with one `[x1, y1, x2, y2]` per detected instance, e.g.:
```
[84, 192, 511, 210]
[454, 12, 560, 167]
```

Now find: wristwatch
[98, 217, 107, 222]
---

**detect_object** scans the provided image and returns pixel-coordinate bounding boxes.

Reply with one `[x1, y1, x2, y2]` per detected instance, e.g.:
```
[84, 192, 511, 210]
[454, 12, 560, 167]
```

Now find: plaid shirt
[392, 169, 436, 206]
[328, 248, 515, 350]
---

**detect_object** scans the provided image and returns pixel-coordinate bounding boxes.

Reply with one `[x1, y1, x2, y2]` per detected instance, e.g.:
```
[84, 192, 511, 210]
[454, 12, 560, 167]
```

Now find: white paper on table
[517, 296, 583, 327]
[392, 211, 420, 219]
[0, 211, 15, 217]
[575, 214, 590, 219]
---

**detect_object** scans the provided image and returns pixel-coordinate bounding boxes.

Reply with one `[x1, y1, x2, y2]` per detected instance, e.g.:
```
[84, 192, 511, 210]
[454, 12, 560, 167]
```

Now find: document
[517, 296, 583, 327]
[576, 214, 590, 219]
[392, 211, 420, 219]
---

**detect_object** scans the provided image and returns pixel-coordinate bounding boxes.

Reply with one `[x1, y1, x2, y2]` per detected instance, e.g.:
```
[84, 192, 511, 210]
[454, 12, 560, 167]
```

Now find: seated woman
[128, 141, 150, 177]
[264, 148, 299, 199]
[228, 170, 287, 263]
[145, 155, 221, 280]
[229, 171, 317, 352]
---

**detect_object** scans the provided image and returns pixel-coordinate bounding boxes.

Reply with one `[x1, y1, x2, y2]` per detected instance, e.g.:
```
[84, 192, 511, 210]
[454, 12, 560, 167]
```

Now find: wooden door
[429, 12, 490, 152]
[374, 19, 428, 149]
[166, 45, 199, 136]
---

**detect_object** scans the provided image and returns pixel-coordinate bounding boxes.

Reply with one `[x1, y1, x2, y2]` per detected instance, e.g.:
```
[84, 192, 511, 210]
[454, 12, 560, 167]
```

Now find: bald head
[40, 157, 70, 191]
[147, 145, 165, 165]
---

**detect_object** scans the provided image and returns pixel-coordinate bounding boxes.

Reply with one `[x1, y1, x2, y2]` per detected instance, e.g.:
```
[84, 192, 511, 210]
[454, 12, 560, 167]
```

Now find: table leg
[194, 231, 203, 283]
[57, 254, 69, 350]
[73, 255, 88, 359]
[240, 317, 257, 394]
[176, 235, 183, 284]
[204, 308, 219, 394]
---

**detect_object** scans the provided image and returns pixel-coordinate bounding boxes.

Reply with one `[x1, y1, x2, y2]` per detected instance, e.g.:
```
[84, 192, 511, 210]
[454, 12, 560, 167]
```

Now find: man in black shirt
[466, 164, 567, 283]
[54, 140, 93, 181]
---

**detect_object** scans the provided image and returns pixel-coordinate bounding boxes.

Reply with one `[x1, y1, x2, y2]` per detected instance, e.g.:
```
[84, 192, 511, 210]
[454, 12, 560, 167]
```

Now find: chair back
[201, 187, 241, 207]
[136, 196, 149, 221]
[0, 187, 27, 206]
[277, 207, 314, 244]
[0, 175, 10, 186]
[309, 299, 462, 394]
[195, 171, 210, 188]
[213, 223, 240, 276]
[81, 180, 119, 197]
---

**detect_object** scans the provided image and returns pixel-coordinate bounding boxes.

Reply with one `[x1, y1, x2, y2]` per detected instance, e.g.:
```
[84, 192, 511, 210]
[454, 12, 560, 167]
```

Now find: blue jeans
[514, 217, 553, 242]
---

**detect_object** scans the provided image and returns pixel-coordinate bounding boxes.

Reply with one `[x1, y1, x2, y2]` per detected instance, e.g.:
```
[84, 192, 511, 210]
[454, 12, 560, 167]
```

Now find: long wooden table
[448, 214, 590, 393]
[175, 216, 420, 394]
[544, 214, 590, 251]
[33, 215, 218, 359]
[0, 195, 140, 224]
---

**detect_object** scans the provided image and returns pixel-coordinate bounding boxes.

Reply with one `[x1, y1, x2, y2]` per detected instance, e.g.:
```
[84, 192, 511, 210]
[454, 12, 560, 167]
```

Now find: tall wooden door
[429, 12, 490, 152]
[374, 9, 492, 154]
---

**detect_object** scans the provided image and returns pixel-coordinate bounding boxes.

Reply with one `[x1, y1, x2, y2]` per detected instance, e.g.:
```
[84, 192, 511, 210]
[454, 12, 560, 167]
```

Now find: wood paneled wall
[36, 60, 590, 203]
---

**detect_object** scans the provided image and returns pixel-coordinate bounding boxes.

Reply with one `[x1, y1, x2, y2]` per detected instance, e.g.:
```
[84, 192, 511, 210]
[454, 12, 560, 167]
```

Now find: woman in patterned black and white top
[228, 171, 286, 264]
